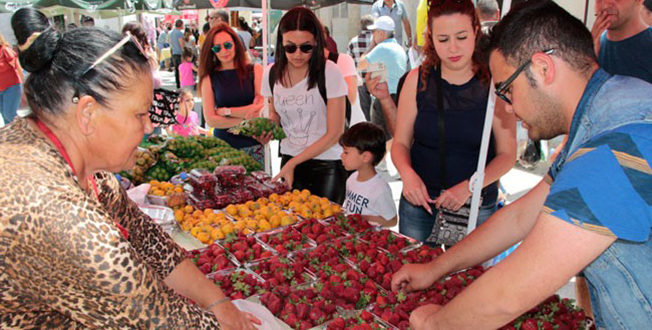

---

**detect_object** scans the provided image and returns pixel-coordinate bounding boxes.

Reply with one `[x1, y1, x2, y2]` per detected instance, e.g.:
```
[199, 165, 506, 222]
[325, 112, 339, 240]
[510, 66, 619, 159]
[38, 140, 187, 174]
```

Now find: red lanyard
[33, 118, 129, 239]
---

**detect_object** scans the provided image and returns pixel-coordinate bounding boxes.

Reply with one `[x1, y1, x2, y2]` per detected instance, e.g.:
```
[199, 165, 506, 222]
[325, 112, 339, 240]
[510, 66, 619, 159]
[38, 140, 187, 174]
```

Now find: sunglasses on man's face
[283, 43, 315, 54]
[211, 41, 233, 54]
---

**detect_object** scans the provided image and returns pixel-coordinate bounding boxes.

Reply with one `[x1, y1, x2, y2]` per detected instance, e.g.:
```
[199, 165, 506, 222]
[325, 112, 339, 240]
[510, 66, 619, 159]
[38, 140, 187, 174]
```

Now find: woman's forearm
[228, 96, 265, 118]
[205, 115, 244, 129]
[391, 142, 414, 177]
[480, 152, 516, 189]
[164, 259, 227, 309]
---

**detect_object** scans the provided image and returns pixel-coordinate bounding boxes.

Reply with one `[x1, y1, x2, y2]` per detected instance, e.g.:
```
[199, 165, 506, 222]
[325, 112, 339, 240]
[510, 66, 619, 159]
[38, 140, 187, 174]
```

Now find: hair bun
[11, 7, 60, 73]
[19, 28, 62, 73]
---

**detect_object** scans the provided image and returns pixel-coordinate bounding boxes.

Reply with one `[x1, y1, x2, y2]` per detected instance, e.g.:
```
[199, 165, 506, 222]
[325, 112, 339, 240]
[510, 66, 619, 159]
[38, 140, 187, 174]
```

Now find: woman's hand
[253, 132, 273, 145]
[401, 169, 435, 214]
[212, 301, 261, 330]
[245, 108, 261, 119]
[272, 160, 296, 188]
[434, 180, 471, 211]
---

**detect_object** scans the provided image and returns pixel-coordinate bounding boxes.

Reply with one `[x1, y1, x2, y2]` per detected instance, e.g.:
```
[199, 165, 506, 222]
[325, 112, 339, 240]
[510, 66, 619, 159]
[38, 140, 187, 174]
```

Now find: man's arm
[412, 212, 615, 329]
[402, 17, 413, 48]
[364, 73, 397, 136]
[392, 179, 550, 292]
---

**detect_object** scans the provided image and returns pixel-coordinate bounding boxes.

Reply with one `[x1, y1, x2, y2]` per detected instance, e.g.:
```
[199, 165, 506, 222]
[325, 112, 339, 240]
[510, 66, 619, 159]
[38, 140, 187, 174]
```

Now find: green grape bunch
[228, 118, 286, 140]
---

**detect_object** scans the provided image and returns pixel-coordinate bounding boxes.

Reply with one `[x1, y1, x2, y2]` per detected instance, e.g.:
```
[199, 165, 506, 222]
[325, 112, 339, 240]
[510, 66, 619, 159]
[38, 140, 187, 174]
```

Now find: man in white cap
[358, 16, 407, 141]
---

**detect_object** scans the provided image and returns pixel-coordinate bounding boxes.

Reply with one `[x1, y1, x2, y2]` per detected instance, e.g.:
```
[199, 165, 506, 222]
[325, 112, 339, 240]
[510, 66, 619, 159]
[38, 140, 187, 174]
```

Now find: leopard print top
[0, 118, 219, 328]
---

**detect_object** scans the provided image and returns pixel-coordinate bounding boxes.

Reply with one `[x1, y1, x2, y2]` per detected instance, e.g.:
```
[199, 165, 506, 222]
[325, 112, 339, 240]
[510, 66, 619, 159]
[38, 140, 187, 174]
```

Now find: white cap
[367, 16, 395, 32]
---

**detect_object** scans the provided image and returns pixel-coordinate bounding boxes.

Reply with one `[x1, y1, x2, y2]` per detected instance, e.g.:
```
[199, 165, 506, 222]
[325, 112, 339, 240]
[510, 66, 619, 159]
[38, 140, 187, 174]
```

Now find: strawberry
[309, 307, 325, 323]
[521, 318, 538, 330]
[360, 310, 374, 322]
[295, 303, 310, 320]
[329, 317, 345, 329]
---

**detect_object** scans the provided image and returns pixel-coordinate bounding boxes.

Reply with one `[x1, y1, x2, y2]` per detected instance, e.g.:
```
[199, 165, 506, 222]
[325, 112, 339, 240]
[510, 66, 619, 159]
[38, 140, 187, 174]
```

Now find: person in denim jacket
[391, 2, 651, 329]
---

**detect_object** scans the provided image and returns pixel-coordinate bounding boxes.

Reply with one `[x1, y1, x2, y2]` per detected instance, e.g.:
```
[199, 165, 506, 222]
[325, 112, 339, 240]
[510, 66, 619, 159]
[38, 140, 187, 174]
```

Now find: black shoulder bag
[425, 66, 481, 246]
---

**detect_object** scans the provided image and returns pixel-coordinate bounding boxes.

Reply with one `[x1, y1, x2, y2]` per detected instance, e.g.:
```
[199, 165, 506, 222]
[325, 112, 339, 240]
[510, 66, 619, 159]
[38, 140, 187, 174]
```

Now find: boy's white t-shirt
[343, 171, 397, 221]
[262, 60, 347, 160]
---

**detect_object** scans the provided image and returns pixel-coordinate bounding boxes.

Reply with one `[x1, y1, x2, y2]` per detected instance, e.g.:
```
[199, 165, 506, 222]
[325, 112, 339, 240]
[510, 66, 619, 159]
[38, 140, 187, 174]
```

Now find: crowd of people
[0, 0, 650, 328]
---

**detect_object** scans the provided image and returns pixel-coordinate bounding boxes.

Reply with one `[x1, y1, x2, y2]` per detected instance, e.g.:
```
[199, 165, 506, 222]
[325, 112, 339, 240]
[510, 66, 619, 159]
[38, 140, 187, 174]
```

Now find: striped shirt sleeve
[542, 123, 652, 242]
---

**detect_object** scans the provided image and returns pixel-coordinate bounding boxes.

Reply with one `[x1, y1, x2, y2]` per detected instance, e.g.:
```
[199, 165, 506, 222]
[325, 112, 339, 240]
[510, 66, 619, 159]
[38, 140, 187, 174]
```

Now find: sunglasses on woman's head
[283, 43, 315, 54]
[72, 31, 148, 103]
[211, 42, 233, 53]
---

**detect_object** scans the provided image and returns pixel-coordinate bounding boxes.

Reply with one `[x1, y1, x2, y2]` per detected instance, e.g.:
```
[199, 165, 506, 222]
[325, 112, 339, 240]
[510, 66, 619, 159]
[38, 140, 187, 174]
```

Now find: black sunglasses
[211, 41, 233, 54]
[283, 43, 315, 54]
[494, 49, 555, 105]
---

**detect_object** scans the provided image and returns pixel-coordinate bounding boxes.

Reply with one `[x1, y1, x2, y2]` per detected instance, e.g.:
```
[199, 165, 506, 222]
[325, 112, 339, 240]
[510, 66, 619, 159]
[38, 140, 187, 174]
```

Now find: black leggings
[281, 155, 348, 204]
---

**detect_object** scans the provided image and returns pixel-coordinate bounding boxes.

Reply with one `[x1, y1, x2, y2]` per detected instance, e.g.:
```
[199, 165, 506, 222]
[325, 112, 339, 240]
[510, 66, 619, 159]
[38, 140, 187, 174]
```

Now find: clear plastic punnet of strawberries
[217, 213, 593, 330]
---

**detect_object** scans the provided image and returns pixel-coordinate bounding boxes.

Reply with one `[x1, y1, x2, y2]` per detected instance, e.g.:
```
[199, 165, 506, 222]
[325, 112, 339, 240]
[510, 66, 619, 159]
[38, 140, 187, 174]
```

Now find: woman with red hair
[392, 0, 516, 243]
[199, 22, 264, 165]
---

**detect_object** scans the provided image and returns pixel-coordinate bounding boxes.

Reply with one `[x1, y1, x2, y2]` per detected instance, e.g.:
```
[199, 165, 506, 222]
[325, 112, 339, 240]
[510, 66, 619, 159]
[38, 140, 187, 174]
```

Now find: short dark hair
[11, 8, 150, 118]
[182, 47, 193, 59]
[340, 122, 386, 166]
[476, 0, 499, 18]
[488, 1, 596, 79]
[211, 9, 229, 23]
[175, 19, 183, 28]
[202, 22, 210, 34]
[360, 15, 374, 30]
[81, 15, 94, 25]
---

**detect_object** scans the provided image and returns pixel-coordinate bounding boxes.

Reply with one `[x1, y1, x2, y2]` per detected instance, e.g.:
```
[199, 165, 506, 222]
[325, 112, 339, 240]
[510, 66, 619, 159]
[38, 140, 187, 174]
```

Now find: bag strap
[436, 64, 447, 188]
[269, 63, 276, 96]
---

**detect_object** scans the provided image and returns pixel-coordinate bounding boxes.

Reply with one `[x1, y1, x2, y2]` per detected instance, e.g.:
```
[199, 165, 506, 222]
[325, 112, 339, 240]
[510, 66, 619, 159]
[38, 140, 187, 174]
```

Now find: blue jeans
[584, 235, 652, 329]
[0, 83, 22, 124]
[398, 196, 497, 243]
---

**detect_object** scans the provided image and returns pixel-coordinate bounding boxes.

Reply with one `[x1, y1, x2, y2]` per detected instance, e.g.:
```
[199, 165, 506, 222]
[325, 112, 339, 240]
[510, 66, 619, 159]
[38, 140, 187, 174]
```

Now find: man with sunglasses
[392, 2, 651, 329]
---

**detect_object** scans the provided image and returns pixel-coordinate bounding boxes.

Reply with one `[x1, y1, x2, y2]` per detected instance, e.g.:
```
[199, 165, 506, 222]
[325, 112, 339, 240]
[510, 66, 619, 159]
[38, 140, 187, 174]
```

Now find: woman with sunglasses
[0, 8, 259, 329]
[199, 22, 265, 166]
[391, 0, 516, 242]
[261, 7, 348, 203]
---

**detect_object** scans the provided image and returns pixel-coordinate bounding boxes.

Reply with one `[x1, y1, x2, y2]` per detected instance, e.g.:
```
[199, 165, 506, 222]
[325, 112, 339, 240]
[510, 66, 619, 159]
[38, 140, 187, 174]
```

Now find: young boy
[340, 122, 397, 227]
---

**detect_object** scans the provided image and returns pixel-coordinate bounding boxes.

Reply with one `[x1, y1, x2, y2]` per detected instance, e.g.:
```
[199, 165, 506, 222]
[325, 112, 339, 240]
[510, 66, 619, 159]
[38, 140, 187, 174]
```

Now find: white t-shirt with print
[262, 60, 347, 160]
[343, 171, 397, 221]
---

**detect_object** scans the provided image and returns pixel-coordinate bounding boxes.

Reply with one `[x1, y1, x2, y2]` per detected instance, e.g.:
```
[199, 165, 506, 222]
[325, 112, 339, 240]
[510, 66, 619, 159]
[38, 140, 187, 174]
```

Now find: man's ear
[75, 95, 98, 136]
[531, 51, 555, 86]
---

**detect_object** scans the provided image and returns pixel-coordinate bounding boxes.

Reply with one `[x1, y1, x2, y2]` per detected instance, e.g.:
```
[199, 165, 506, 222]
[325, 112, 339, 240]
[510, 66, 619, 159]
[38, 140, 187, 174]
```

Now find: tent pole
[466, 0, 512, 235]
[262, 0, 271, 175]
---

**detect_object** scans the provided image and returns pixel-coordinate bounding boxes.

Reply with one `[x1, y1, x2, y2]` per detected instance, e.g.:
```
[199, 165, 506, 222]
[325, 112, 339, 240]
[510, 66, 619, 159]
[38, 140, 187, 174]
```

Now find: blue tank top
[411, 67, 498, 205]
[210, 68, 259, 149]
